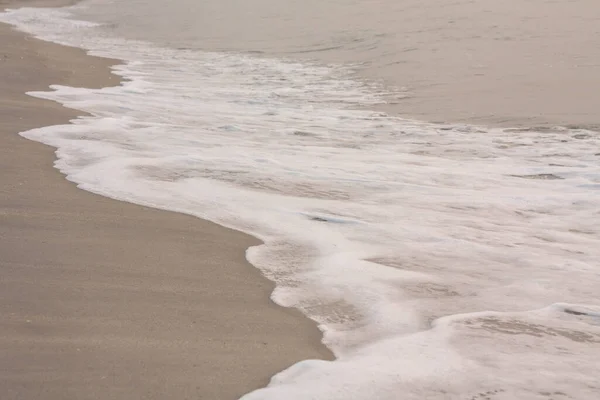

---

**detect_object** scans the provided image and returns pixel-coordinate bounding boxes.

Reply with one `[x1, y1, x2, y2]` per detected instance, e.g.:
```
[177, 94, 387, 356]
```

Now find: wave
[2, 5, 600, 400]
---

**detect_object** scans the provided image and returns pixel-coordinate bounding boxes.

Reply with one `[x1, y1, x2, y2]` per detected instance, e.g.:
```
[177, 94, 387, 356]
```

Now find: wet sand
[0, 2, 331, 400]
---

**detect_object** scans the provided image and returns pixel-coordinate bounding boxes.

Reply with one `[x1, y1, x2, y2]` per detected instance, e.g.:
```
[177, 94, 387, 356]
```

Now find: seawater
[2, 4, 600, 400]
[72, 0, 600, 128]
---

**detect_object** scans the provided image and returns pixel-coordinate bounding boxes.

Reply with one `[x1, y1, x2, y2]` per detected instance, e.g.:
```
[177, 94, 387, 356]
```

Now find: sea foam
[1, 6, 599, 399]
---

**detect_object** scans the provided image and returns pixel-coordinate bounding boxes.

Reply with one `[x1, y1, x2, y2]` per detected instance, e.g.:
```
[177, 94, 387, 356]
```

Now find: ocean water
[2, 3, 600, 400]
[72, 0, 600, 128]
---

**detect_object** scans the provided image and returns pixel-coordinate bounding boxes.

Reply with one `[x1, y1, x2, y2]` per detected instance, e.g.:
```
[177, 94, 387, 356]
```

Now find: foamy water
[2, 5, 600, 400]
[73, 0, 600, 128]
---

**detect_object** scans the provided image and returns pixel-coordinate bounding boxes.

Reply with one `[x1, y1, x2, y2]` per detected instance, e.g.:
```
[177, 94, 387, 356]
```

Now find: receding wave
[2, 6, 599, 400]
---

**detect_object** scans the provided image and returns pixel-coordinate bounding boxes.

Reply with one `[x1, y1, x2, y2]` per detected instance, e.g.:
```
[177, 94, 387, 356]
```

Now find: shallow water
[1, 3, 600, 400]
[73, 0, 600, 128]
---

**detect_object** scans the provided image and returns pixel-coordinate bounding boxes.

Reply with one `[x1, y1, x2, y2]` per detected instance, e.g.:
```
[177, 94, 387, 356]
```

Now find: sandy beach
[2, 0, 599, 399]
[0, 2, 331, 399]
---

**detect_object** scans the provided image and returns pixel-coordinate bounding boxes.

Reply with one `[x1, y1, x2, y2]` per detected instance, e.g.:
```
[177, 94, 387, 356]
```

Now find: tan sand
[0, 2, 331, 400]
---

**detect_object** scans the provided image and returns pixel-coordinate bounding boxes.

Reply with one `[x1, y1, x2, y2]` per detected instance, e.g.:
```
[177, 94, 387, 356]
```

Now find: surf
[2, 5, 599, 400]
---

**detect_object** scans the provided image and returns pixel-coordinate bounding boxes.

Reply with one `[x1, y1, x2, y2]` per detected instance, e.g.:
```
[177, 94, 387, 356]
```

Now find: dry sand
[0, 2, 331, 399]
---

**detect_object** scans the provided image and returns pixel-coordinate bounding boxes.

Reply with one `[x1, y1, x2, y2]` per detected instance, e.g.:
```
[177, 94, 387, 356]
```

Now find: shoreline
[0, 2, 332, 400]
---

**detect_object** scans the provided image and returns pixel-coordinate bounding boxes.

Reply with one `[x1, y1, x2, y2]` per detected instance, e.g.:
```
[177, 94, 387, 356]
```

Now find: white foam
[2, 6, 600, 399]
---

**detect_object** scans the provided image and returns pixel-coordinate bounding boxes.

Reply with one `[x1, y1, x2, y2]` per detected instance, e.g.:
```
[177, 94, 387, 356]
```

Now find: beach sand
[0, 2, 331, 400]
